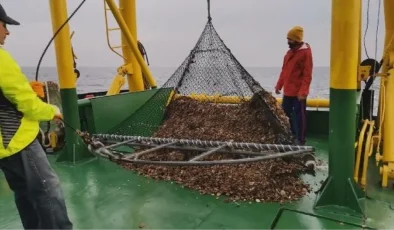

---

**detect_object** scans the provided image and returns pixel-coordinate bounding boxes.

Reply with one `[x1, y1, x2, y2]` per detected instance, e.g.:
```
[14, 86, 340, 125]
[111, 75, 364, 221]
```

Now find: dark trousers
[0, 140, 73, 229]
[282, 96, 307, 145]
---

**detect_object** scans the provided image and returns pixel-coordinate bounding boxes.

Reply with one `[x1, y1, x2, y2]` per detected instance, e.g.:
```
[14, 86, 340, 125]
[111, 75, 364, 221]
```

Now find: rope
[373, 0, 386, 159]
[207, 0, 212, 22]
[361, 0, 382, 118]
[71, 47, 81, 79]
[35, 0, 87, 81]
[373, 0, 381, 76]
[363, 0, 370, 59]
[137, 40, 152, 90]
[138, 41, 150, 66]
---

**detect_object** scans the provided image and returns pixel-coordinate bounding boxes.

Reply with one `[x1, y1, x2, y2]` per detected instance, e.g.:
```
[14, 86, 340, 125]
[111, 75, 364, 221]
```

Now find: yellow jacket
[0, 48, 56, 159]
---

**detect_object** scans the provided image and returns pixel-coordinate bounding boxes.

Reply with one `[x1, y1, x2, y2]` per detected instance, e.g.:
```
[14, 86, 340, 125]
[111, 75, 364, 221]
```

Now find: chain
[56, 117, 102, 150]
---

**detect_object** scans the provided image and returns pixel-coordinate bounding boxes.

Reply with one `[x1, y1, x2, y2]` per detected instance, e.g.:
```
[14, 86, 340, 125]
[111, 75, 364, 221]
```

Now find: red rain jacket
[275, 43, 313, 97]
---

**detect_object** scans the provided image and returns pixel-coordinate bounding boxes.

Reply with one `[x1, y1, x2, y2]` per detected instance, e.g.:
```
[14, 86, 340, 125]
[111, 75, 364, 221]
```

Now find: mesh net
[108, 18, 296, 145]
[101, 4, 316, 203]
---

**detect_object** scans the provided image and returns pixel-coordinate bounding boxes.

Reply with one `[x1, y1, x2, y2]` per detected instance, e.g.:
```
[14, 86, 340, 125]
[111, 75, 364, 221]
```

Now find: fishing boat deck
[1, 135, 393, 229]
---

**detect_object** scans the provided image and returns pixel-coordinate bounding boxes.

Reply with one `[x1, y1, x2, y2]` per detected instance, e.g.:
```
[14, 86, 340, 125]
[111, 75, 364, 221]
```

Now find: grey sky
[1, 0, 385, 67]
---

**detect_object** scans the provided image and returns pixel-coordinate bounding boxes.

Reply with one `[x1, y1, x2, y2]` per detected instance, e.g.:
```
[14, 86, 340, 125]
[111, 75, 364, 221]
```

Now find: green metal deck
[0, 135, 393, 229]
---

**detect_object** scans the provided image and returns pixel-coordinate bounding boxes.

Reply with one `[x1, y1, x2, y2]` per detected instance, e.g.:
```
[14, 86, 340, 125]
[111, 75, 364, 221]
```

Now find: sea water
[22, 66, 381, 115]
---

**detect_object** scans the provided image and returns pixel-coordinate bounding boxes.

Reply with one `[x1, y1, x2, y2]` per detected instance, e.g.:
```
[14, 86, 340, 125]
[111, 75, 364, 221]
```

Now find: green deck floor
[1, 135, 394, 229]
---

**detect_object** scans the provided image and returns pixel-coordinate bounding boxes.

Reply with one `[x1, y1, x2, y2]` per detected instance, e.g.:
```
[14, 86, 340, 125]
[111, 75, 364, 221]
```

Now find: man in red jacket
[275, 26, 313, 145]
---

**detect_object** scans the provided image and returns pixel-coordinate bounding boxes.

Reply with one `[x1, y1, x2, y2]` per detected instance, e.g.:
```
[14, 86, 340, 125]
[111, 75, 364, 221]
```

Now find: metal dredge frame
[87, 134, 315, 166]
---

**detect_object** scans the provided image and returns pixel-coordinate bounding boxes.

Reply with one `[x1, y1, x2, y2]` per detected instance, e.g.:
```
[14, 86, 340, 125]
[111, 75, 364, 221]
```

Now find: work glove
[52, 105, 63, 123]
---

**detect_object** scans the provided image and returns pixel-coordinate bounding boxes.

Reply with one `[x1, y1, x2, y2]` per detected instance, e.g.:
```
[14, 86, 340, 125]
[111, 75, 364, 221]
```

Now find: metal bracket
[88, 134, 316, 166]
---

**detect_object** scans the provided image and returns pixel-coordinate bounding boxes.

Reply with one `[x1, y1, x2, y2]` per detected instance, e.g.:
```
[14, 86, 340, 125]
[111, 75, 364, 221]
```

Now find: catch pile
[117, 90, 312, 203]
[110, 15, 314, 203]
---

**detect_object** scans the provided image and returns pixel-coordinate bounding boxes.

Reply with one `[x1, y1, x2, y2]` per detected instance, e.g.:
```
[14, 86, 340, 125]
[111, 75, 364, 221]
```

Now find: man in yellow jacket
[0, 4, 72, 229]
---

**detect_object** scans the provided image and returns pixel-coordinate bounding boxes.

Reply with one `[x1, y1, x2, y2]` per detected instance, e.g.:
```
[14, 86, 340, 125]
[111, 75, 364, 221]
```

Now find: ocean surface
[21, 66, 381, 115]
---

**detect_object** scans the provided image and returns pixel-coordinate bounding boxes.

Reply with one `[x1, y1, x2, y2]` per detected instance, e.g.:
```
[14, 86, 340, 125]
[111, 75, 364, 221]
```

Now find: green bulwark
[76, 88, 173, 136]
[82, 89, 331, 138]
[107, 88, 173, 136]
[77, 88, 331, 145]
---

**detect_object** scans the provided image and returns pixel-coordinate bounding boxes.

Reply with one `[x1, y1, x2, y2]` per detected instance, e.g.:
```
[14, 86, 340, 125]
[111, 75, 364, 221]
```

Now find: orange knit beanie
[287, 26, 304, 43]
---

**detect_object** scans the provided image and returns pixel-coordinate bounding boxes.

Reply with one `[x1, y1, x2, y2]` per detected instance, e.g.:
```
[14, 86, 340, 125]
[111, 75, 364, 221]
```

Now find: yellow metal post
[49, 0, 91, 162]
[105, 0, 157, 91]
[357, 3, 362, 91]
[378, 0, 394, 187]
[382, 0, 394, 160]
[106, 66, 127, 96]
[314, 0, 364, 216]
[49, 0, 76, 89]
[119, 0, 144, 92]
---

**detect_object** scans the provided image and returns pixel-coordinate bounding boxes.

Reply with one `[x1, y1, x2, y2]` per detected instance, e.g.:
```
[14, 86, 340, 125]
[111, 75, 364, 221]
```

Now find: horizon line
[21, 65, 330, 68]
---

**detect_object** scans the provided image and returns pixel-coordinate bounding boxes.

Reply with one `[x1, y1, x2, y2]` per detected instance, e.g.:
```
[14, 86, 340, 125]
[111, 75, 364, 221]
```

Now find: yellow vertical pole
[377, 0, 389, 137]
[314, 0, 364, 215]
[48, 0, 91, 162]
[49, 0, 76, 89]
[380, 0, 394, 187]
[119, 0, 144, 92]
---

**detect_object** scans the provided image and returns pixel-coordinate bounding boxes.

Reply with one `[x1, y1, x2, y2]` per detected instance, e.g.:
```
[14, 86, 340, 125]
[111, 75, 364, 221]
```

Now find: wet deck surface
[1, 135, 394, 229]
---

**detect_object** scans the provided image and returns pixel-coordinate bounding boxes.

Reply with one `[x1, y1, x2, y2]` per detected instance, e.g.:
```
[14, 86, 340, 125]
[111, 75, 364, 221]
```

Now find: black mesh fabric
[164, 22, 261, 97]
[107, 17, 295, 145]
